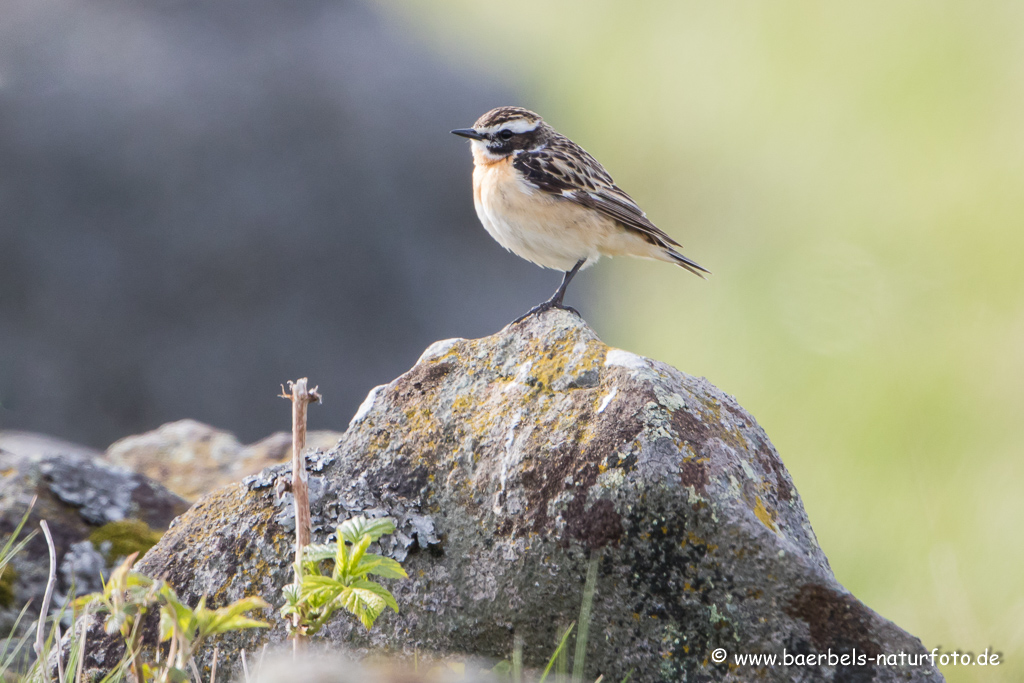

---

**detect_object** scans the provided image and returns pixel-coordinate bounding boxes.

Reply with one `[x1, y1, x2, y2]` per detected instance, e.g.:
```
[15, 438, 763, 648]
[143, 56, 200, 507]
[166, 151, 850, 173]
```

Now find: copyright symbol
[711, 648, 727, 663]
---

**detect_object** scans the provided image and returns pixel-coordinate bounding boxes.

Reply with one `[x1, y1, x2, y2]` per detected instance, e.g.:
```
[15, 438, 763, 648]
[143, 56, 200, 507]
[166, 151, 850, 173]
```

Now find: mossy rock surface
[0, 432, 188, 638]
[82, 311, 940, 682]
[88, 519, 163, 563]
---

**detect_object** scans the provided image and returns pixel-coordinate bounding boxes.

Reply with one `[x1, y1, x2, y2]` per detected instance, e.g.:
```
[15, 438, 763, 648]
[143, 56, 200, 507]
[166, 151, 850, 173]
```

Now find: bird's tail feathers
[666, 249, 710, 279]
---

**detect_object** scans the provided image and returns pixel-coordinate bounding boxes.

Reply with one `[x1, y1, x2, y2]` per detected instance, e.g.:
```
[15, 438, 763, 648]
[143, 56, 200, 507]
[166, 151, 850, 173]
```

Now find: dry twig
[280, 378, 321, 652]
[33, 521, 57, 664]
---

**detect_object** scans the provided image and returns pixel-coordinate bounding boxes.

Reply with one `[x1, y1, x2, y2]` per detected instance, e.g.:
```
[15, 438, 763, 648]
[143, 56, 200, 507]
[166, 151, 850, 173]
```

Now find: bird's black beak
[451, 128, 487, 141]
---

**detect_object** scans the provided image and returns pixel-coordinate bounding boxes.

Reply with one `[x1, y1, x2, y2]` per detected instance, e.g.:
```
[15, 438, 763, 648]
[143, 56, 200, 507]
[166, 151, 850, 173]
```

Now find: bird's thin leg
[512, 259, 586, 324]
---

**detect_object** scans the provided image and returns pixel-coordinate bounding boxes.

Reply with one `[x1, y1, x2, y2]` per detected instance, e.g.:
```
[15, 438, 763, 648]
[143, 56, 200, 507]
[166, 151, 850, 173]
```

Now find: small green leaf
[346, 534, 373, 576]
[282, 583, 301, 605]
[158, 606, 176, 642]
[301, 543, 336, 563]
[492, 661, 513, 675]
[339, 516, 395, 545]
[338, 586, 387, 629]
[351, 578, 399, 613]
[166, 666, 191, 683]
[205, 615, 269, 634]
[357, 554, 408, 579]
[201, 597, 271, 636]
[215, 596, 270, 619]
[104, 612, 127, 636]
[72, 592, 104, 611]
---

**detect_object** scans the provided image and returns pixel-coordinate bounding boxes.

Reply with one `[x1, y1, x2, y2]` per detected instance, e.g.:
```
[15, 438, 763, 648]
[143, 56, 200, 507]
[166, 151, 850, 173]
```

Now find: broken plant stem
[34, 520, 57, 664]
[280, 377, 321, 652]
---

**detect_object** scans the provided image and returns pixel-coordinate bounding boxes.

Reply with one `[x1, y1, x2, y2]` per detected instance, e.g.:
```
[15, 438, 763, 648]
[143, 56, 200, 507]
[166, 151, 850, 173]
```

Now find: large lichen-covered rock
[0, 432, 188, 635]
[104, 419, 343, 501]
[87, 311, 940, 682]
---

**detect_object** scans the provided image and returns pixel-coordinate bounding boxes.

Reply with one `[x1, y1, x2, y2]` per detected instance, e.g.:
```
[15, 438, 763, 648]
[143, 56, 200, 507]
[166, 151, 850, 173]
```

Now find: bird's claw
[511, 301, 581, 325]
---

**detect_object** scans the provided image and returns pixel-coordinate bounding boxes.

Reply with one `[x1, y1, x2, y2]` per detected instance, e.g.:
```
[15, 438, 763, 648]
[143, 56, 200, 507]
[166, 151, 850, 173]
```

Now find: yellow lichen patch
[450, 395, 474, 414]
[752, 496, 778, 532]
[89, 519, 164, 562]
[403, 407, 437, 435]
[683, 531, 718, 553]
[369, 430, 392, 454]
[522, 331, 606, 393]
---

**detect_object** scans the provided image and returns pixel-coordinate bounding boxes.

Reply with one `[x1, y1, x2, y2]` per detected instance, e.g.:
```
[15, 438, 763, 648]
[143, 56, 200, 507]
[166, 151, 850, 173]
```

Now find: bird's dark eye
[499, 129, 514, 140]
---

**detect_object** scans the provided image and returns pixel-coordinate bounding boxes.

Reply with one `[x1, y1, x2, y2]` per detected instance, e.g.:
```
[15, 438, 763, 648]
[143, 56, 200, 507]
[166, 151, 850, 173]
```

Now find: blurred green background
[382, 1, 1023, 680]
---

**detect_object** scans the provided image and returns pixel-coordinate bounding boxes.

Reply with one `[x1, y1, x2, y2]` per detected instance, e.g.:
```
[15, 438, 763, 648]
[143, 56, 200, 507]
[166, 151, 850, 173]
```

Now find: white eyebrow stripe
[481, 119, 539, 135]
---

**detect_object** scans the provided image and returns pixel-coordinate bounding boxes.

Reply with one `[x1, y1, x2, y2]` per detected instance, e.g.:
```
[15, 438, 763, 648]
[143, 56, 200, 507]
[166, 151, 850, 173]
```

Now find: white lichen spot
[709, 603, 725, 624]
[349, 385, 384, 427]
[504, 360, 534, 393]
[499, 411, 523, 493]
[596, 467, 625, 490]
[740, 460, 757, 481]
[597, 387, 618, 414]
[416, 337, 463, 364]
[656, 391, 686, 412]
[604, 348, 648, 371]
[726, 474, 742, 498]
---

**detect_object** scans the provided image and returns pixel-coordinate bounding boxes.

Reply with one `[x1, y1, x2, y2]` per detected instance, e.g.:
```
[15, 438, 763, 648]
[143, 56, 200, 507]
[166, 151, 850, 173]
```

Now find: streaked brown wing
[570, 186, 683, 249]
[512, 138, 682, 250]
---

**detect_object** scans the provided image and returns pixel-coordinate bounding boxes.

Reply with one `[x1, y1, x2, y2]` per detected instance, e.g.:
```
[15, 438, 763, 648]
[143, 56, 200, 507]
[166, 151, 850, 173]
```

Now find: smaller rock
[0, 430, 188, 639]
[105, 420, 342, 500]
[60, 541, 107, 596]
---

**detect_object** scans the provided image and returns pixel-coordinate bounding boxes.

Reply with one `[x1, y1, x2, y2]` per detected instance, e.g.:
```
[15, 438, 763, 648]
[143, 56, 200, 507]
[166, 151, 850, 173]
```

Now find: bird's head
[452, 106, 548, 162]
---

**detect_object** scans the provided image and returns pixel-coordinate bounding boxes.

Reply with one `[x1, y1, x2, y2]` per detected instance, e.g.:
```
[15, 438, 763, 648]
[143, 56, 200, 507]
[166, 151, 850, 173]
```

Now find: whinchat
[452, 106, 708, 322]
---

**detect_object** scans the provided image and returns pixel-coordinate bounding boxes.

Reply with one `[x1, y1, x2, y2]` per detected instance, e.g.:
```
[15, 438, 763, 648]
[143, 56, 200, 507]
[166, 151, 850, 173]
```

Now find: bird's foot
[511, 300, 580, 325]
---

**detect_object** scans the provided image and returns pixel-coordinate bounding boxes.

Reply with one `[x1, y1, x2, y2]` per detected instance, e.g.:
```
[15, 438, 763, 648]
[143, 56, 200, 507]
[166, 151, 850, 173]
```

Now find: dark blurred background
[2, 1, 1022, 680]
[0, 0, 573, 447]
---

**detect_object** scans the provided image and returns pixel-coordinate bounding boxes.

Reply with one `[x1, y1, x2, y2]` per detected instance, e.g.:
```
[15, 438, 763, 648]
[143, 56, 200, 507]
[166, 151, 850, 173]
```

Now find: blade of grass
[0, 496, 37, 569]
[73, 616, 88, 683]
[512, 634, 523, 683]
[557, 625, 568, 683]
[539, 622, 575, 683]
[571, 552, 601, 683]
[55, 619, 65, 683]
[257, 643, 268, 680]
[241, 648, 251, 683]
[0, 601, 35, 679]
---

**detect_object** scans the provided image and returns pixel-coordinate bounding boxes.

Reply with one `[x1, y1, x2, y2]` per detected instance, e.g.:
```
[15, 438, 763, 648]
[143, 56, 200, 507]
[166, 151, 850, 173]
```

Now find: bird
[451, 106, 708, 323]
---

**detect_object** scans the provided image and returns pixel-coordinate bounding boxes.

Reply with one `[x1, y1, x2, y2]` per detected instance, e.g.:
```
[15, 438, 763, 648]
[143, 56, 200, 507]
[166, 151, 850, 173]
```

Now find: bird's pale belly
[472, 159, 614, 271]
